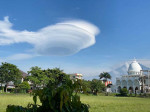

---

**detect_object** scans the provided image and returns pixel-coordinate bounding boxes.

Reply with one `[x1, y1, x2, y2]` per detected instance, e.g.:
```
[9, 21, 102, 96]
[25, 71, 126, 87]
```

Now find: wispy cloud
[0, 53, 35, 62]
[5, 53, 35, 61]
[0, 16, 100, 57]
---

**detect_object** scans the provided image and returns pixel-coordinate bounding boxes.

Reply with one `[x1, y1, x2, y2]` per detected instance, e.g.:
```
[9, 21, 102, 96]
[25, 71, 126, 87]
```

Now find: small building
[104, 81, 112, 93]
[105, 81, 112, 87]
[69, 73, 83, 80]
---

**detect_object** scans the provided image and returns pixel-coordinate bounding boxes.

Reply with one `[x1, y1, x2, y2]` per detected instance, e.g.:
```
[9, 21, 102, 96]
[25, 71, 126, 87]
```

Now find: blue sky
[0, 0, 150, 79]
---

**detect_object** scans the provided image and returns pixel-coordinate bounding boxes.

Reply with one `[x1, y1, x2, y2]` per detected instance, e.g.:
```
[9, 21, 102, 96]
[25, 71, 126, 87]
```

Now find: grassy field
[81, 95, 150, 112]
[0, 94, 150, 112]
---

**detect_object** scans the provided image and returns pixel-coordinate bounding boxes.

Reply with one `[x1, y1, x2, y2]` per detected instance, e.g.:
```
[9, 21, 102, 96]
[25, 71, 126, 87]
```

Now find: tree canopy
[19, 81, 30, 90]
[99, 72, 111, 82]
[90, 79, 105, 95]
[27, 67, 70, 89]
[0, 62, 22, 92]
[27, 66, 45, 89]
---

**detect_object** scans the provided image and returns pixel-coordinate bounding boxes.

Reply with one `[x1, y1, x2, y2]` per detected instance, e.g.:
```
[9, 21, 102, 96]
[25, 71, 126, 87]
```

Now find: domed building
[116, 60, 150, 94]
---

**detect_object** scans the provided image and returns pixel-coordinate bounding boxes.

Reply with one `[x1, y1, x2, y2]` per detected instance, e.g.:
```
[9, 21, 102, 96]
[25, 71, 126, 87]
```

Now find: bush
[116, 88, 128, 97]
[139, 93, 150, 98]
[120, 88, 128, 96]
[12, 81, 31, 93]
[19, 81, 30, 90]
[0, 86, 4, 92]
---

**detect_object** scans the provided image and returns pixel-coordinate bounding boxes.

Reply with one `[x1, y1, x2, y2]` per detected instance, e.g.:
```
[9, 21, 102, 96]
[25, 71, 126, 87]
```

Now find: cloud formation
[5, 53, 35, 61]
[0, 17, 100, 56]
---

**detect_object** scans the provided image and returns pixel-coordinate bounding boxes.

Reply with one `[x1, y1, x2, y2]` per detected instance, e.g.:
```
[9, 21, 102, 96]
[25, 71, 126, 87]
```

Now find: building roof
[20, 70, 28, 78]
[128, 60, 142, 75]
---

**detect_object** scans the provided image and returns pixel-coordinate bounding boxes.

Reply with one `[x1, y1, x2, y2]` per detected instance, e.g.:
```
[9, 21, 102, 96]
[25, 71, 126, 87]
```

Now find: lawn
[0, 94, 150, 112]
[0, 94, 34, 112]
[81, 95, 150, 112]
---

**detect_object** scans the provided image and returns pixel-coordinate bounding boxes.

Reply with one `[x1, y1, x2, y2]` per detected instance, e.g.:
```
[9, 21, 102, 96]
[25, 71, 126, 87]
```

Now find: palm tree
[99, 72, 111, 83]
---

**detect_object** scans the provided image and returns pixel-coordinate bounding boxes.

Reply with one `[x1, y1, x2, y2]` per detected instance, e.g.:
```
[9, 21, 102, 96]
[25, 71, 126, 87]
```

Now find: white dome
[128, 60, 142, 75]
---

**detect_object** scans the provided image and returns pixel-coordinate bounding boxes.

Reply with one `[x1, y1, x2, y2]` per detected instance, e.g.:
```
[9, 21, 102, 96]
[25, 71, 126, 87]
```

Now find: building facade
[116, 60, 150, 94]
[69, 73, 83, 80]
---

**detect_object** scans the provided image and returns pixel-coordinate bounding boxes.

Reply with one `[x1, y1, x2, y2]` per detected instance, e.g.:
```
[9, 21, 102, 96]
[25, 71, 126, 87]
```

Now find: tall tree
[27, 67, 69, 89]
[90, 79, 105, 95]
[82, 80, 92, 93]
[99, 72, 111, 83]
[44, 68, 70, 89]
[27, 66, 45, 89]
[0, 62, 22, 92]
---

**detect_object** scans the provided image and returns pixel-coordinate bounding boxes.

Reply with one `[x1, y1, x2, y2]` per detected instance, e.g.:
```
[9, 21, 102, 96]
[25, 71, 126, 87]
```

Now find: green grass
[0, 94, 150, 112]
[81, 95, 150, 112]
[0, 94, 34, 112]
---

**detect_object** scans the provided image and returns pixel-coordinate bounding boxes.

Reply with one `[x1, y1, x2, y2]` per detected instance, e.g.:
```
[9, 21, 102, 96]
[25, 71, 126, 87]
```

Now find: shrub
[120, 88, 128, 96]
[19, 81, 30, 90]
[13, 81, 31, 93]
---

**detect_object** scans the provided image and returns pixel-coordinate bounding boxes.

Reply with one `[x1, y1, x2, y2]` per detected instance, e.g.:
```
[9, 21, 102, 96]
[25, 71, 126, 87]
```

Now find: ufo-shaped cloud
[0, 17, 100, 56]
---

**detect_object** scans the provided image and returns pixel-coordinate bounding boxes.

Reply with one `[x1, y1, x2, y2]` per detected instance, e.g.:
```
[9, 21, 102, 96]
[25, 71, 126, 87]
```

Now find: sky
[0, 0, 150, 80]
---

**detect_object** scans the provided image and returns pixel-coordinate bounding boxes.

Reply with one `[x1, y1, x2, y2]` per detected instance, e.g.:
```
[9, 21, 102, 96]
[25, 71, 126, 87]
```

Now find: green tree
[0, 62, 22, 92]
[45, 68, 69, 87]
[90, 79, 105, 95]
[99, 72, 111, 83]
[0, 68, 5, 92]
[18, 81, 30, 93]
[19, 81, 30, 89]
[82, 80, 92, 93]
[27, 67, 68, 90]
[27, 66, 47, 89]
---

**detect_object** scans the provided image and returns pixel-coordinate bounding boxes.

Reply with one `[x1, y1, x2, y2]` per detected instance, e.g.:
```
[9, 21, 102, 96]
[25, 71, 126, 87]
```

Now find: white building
[115, 60, 150, 94]
[69, 73, 83, 80]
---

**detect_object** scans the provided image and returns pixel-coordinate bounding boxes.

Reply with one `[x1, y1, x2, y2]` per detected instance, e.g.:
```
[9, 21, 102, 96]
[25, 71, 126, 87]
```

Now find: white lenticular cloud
[0, 17, 100, 56]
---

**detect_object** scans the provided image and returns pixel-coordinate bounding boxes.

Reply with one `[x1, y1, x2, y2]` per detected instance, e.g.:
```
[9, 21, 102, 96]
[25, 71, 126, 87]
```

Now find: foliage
[14, 79, 22, 87]
[0, 86, 4, 92]
[81, 80, 91, 93]
[0, 62, 22, 92]
[139, 93, 150, 98]
[27, 66, 45, 89]
[116, 88, 128, 96]
[6, 68, 89, 112]
[90, 79, 105, 95]
[82, 79, 105, 95]
[9, 81, 31, 93]
[19, 81, 30, 90]
[99, 72, 111, 82]
[16, 81, 31, 93]
[27, 67, 70, 89]
[44, 68, 70, 87]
